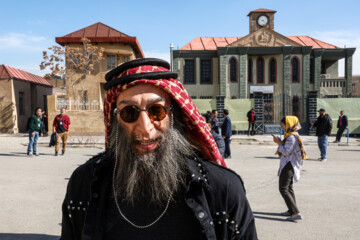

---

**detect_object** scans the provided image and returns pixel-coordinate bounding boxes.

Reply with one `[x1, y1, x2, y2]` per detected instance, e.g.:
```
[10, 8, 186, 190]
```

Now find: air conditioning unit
[320, 74, 331, 79]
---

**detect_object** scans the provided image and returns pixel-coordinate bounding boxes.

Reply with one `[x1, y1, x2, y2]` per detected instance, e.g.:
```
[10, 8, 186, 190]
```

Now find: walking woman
[273, 116, 307, 221]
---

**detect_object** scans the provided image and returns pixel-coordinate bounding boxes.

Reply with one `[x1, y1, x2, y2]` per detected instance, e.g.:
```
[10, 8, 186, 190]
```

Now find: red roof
[0, 65, 52, 87]
[287, 36, 340, 49]
[180, 37, 242, 50]
[247, 8, 277, 16]
[180, 36, 339, 50]
[56, 22, 144, 58]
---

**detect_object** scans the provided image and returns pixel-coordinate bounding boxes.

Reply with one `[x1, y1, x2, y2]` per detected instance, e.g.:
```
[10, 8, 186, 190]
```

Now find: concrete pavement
[0, 133, 359, 239]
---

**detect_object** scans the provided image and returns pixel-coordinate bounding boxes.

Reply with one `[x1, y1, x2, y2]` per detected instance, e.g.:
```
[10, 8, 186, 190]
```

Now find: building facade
[0, 65, 53, 133]
[173, 9, 356, 125]
[46, 22, 144, 134]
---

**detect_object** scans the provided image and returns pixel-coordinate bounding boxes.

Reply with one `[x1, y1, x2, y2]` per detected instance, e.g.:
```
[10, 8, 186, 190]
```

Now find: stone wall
[0, 79, 16, 133]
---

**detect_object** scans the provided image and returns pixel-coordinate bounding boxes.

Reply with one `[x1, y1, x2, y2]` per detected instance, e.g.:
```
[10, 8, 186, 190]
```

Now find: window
[248, 59, 253, 83]
[310, 58, 314, 84]
[106, 55, 116, 70]
[123, 55, 130, 63]
[184, 59, 195, 84]
[199, 96, 213, 99]
[292, 96, 300, 119]
[19, 92, 24, 115]
[257, 57, 264, 84]
[200, 59, 211, 84]
[229, 58, 238, 83]
[291, 57, 300, 83]
[269, 58, 277, 83]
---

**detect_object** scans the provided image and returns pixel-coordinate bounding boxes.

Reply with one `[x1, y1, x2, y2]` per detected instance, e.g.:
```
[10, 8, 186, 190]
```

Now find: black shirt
[104, 189, 204, 240]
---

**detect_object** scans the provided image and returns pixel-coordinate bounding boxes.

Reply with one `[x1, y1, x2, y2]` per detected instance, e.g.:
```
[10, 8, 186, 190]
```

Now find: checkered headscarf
[103, 58, 226, 166]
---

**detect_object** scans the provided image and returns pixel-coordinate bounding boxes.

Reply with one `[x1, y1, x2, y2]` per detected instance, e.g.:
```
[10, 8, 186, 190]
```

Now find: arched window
[291, 57, 300, 83]
[292, 96, 300, 119]
[229, 57, 238, 83]
[257, 57, 264, 84]
[248, 59, 252, 83]
[269, 58, 277, 83]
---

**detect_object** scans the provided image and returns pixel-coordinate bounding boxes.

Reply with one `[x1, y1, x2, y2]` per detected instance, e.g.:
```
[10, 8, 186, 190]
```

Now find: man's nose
[135, 111, 153, 139]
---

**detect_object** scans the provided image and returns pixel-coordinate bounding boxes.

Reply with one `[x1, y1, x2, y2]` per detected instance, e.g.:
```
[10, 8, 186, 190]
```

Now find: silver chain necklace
[112, 113, 176, 228]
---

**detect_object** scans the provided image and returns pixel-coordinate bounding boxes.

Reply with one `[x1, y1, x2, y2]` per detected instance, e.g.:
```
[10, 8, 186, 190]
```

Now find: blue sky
[0, 0, 359, 76]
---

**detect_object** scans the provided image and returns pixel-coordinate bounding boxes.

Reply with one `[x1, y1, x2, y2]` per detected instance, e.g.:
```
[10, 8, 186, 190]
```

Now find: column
[302, 47, 312, 123]
[313, 49, 324, 95]
[238, 48, 249, 99]
[345, 48, 356, 96]
[282, 46, 292, 116]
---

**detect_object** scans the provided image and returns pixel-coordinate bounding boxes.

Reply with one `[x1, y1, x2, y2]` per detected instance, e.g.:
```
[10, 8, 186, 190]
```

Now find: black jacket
[246, 111, 256, 123]
[61, 152, 257, 240]
[313, 114, 333, 136]
[337, 115, 348, 129]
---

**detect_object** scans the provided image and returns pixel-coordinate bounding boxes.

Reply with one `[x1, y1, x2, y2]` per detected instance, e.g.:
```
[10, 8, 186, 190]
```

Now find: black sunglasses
[114, 105, 173, 123]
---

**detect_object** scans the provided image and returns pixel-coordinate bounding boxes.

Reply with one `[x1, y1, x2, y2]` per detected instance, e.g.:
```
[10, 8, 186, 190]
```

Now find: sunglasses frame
[113, 104, 173, 123]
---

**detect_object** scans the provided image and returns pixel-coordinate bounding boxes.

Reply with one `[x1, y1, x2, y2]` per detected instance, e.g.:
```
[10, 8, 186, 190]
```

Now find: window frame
[228, 57, 238, 83]
[200, 59, 212, 84]
[268, 57, 277, 84]
[184, 59, 196, 84]
[291, 56, 301, 83]
[256, 57, 265, 84]
[106, 54, 116, 70]
[18, 92, 24, 115]
[248, 58, 253, 83]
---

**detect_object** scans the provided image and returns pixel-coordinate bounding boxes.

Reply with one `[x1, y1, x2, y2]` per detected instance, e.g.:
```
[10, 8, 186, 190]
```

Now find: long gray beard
[109, 118, 195, 205]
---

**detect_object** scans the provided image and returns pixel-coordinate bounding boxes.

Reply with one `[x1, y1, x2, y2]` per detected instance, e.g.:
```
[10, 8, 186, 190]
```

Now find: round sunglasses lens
[148, 105, 167, 121]
[120, 106, 139, 123]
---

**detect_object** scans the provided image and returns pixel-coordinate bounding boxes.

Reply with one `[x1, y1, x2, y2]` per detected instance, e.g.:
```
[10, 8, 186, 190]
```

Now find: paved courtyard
[0, 134, 359, 239]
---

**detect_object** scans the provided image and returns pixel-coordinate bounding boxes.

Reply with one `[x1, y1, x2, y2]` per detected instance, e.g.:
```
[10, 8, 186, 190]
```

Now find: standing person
[273, 116, 306, 221]
[27, 107, 43, 156]
[53, 108, 71, 156]
[60, 59, 257, 240]
[204, 113, 225, 158]
[221, 109, 232, 159]
[247, 108, 256, 136]
[211, 109, 219, 134]
[334, 110, 348, 143]
[311, 108, 332, 162]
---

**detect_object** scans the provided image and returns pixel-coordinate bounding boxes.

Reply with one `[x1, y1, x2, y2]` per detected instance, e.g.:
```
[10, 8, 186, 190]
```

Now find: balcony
[320, 78, 346, 97]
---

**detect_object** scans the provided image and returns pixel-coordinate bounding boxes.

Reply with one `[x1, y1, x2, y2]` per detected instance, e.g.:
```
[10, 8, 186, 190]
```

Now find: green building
[173, 8, 356, 127]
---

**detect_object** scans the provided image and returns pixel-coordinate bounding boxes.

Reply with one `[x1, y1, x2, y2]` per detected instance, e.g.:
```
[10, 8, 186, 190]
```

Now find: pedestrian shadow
[254, 156, 279, 160]
[0, 152, 27, 157]
[338, 149, 360, 151]
[253, 211, 288, 222]
[0, 233, 59, 240]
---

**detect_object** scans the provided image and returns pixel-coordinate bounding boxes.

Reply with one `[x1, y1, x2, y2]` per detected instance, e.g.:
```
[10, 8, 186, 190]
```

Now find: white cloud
[143, 50, 170, 63]
[311, 30, 360, 76]
[0, 33, 50, 51]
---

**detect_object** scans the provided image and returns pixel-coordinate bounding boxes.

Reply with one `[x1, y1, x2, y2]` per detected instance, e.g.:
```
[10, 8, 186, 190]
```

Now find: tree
[40, 38, 104, 102]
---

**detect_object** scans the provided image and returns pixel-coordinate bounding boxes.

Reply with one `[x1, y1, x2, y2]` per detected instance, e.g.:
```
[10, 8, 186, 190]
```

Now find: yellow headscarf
[278, 116, 307, 160]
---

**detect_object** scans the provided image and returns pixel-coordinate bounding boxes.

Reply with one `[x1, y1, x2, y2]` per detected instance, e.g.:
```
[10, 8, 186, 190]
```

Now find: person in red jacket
[53, 108, 70, 156]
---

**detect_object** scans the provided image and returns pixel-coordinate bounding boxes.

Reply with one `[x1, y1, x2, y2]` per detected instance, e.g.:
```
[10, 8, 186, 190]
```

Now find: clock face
[257, 15, 268, 27]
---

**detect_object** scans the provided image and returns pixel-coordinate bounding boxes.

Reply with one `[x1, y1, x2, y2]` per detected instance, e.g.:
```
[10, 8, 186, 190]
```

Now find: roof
[180, 36, 339, 50]
[247, 8, 277, 16]
[287, 36, 340, 49]
[0, 65, 52, 87]
[180, 37, 242, 50]
[55, 22, 144, 58]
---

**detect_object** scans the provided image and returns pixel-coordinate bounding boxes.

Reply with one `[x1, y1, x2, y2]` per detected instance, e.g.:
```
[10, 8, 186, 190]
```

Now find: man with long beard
[61, 58, 257, 240]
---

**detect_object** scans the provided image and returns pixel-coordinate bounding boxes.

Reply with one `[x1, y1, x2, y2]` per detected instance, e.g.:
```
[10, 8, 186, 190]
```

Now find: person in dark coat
[247, 108, 256, 136]
[60, 58, 257, 240]
[211, 109, 220, 134]
[204, 113, 225, 157]
[311, 108, 332, 162]
[334, 110, 348, 143]
[221, 109, 232, 159]
[27, 107, 43, 156]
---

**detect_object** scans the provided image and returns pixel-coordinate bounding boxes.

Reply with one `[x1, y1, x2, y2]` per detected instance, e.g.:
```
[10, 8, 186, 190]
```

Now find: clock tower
[248, 8, 276, 34]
